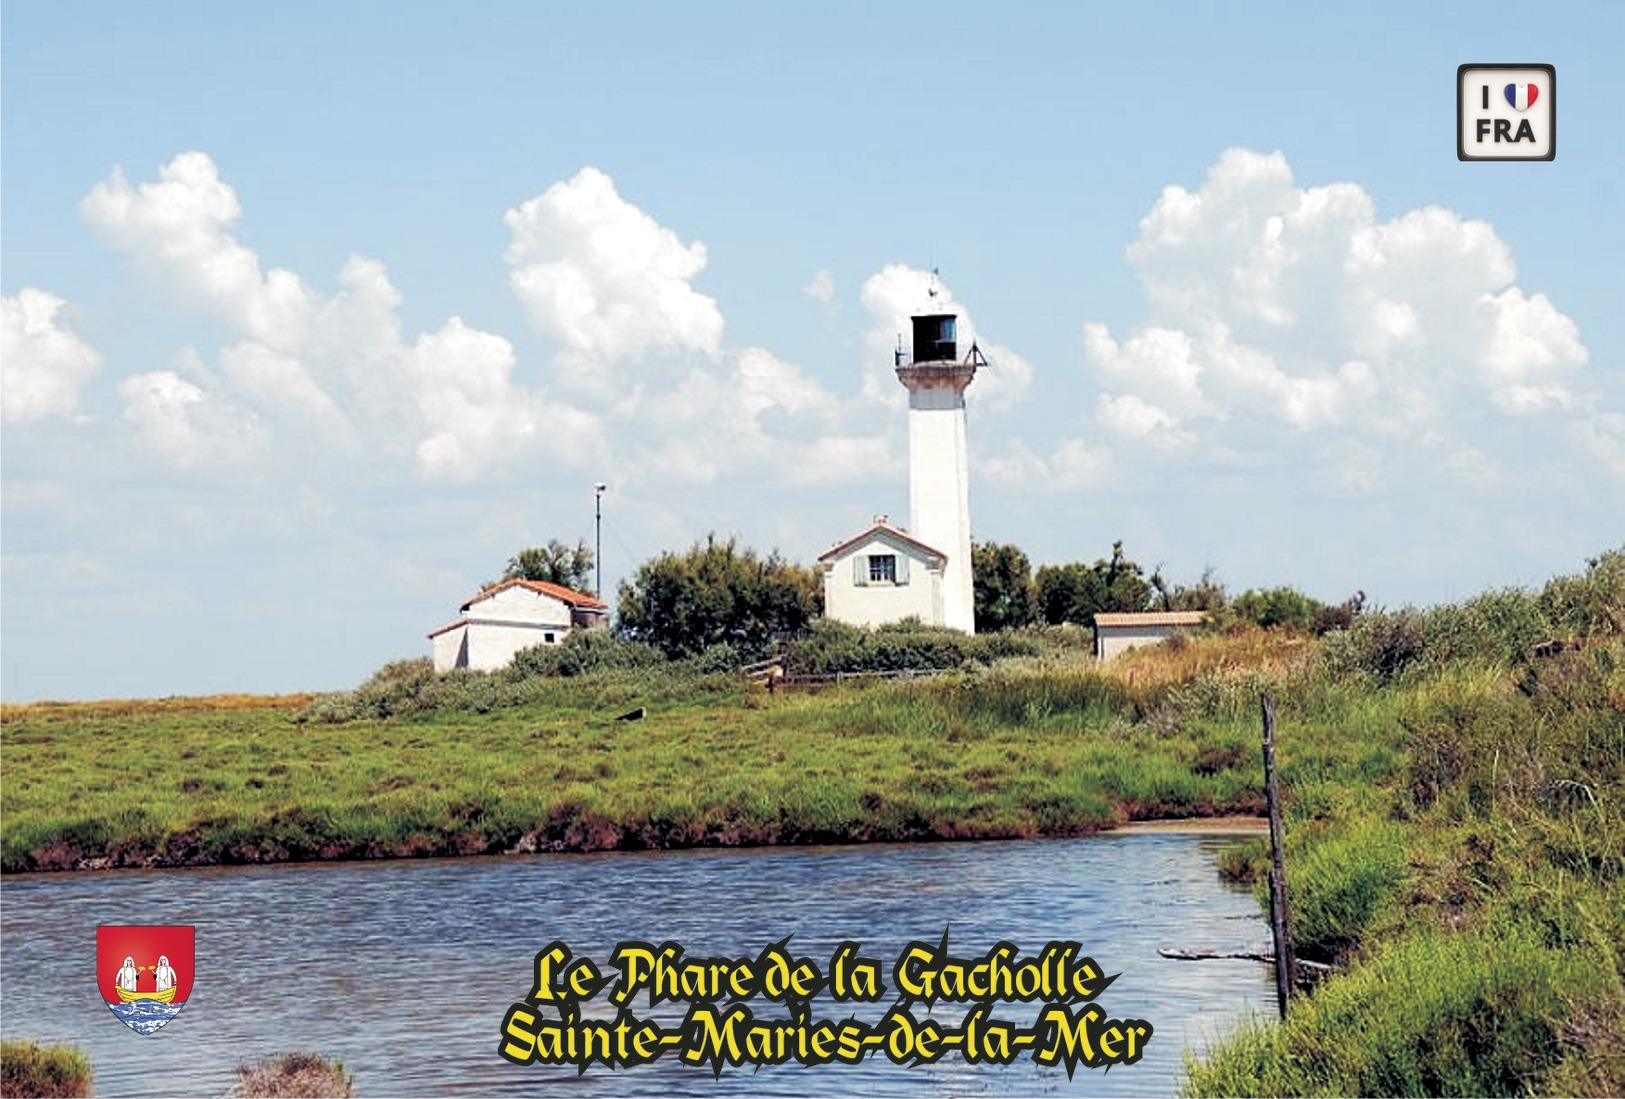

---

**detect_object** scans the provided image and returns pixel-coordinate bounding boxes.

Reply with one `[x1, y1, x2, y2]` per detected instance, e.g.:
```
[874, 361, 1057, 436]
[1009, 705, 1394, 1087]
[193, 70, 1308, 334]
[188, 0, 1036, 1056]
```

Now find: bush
[1419, 588, 1550, 667]
[1539, 546, 1625, 639]
[1, 1041, 92, 1098]
[230, 1052, 353, 1098]
[1230, 587, 1330, 633]
[616, 535, 821, 658]
[1320, 610, 1428, 683]
[297, 631, 685, 722]
[784, 619, 1043, 676]
[506, 631, 664, 680]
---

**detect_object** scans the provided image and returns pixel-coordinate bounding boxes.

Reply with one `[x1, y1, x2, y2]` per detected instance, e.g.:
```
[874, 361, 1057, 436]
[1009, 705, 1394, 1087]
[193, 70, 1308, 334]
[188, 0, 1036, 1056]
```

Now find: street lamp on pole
[594, 483, 607, 598]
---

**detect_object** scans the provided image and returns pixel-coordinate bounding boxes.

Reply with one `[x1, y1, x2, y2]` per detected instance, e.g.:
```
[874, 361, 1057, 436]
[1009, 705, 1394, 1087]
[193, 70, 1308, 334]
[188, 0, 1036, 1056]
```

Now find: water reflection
[1, 835, 1273, 1096]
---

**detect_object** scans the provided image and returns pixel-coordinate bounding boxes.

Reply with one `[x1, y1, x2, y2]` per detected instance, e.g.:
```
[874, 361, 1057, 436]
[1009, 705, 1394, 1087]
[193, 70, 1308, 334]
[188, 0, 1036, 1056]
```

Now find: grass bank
[1, 636, 1290, 872]
[1186, 551, 1625, 1096]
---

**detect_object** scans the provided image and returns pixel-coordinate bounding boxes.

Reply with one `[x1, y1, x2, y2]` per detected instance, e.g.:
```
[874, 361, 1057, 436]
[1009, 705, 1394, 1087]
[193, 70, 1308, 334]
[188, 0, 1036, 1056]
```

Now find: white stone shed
[1093, 611, 1208, 660]
[428, 578, 609, 672]
[819, 520, 948, 629]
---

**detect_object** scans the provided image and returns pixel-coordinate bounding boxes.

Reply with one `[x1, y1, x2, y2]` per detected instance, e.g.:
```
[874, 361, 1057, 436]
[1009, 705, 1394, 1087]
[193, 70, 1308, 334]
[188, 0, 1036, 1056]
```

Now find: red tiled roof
[818, 521, 945, 564]
[426, 618, 469, 639]
[459, 577, 609, 612]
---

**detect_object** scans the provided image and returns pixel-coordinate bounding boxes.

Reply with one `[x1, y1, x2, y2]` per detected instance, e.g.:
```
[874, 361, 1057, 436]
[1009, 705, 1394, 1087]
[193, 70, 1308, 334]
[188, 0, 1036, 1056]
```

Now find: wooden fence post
[1262, 691, 1298, 1019]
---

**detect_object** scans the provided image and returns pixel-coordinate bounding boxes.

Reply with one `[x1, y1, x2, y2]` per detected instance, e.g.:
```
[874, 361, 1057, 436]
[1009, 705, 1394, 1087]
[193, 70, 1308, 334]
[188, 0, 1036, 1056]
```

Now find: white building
[824, 312, 983, 633]
[1093, 612, 1208, 660]
[428, 578, 609, 672]
[818, 520, 947, 629]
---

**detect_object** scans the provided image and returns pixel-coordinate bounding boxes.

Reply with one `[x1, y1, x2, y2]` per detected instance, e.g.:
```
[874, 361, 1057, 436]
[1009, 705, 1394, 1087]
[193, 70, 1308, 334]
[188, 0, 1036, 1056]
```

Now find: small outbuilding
[818, 519, 948, 630]
[1093, 611, 1208, 660]
[428, 578, 609, 672]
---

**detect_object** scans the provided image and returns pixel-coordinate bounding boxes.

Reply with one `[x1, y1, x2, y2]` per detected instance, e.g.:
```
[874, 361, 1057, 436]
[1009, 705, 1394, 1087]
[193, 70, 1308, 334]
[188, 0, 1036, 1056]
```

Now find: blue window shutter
[854, 556, 866, 586]
[896, 554, 910, 584]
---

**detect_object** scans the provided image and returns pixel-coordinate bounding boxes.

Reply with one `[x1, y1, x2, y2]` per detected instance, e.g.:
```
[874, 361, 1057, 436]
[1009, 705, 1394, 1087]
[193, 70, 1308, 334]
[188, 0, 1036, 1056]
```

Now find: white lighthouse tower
[897, 312, 982, 633]
[818, 307, 985, 634]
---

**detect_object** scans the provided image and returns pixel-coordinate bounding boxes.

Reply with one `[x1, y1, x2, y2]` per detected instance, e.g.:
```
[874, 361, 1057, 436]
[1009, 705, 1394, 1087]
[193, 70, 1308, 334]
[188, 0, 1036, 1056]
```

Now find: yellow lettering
[528, 943, 567, 1002]
[836, 1020, 866, 1063]
[609, 943, 655, 1007]
[499, 1006, 537, 1064]
[682, 1004, 746, 1067]
[1037, 1003, 1101, 1066]
[897, 944, 936, 998]
[568, 957, 601, 999]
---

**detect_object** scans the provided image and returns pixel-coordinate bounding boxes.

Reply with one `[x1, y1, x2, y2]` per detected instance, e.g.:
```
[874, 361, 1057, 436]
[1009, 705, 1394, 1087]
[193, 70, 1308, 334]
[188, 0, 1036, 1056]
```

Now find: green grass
[2, 652, 1286, 872]
[1186, 927, 1611, 1097]
[1186, 550, 1625, 1096]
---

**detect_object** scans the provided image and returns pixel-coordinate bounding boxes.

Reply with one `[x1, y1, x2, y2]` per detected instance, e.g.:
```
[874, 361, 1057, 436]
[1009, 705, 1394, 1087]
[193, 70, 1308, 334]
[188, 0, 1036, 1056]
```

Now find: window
[869, 554, 897, 584]
[544, 631, 557, 644]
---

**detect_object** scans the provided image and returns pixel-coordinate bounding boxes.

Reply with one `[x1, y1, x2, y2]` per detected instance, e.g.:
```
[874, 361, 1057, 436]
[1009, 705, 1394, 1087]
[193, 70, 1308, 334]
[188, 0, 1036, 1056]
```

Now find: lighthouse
[897, 313, 982, 633]
[819, 308, 985, 634]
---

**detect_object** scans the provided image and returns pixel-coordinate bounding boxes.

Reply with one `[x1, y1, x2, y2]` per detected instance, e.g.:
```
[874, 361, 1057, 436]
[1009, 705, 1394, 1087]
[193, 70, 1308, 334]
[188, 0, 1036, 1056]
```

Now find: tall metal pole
[594, 483, 606, 597]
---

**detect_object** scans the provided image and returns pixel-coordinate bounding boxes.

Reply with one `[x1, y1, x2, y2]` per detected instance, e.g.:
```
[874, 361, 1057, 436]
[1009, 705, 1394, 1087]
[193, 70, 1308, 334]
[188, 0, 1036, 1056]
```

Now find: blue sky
[4, 1, 1622, 701]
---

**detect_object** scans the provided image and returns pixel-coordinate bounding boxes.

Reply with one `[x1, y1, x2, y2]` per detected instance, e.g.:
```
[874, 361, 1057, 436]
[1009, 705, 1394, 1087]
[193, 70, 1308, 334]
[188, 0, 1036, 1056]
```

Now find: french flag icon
[1504, 83, 1539, 111]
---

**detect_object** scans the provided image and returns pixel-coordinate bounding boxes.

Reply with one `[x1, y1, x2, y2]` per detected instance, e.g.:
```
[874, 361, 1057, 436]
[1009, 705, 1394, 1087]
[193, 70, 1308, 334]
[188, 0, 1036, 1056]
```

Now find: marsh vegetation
[2, 551, 1620, 1095]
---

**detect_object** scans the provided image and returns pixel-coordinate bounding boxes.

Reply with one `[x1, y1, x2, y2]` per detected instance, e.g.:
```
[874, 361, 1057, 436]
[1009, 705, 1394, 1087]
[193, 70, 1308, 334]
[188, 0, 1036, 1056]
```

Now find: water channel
[1, 832, 1273, 1096]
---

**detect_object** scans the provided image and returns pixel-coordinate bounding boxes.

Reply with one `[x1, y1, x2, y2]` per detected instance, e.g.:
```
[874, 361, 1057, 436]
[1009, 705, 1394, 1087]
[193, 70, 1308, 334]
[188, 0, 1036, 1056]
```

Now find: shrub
[1, 1041, 92, 1098]
[784, 619, 1043, 676]
[616, 535, 821, 658]
[1420, 588, 1550, 666]
[1230, 587, 1330, 633]
[1539, 546, 1625, 639]
[230, 1052, 353, 1098]
[1320, 610, 1428, 683]
[506, 631, 664, 680]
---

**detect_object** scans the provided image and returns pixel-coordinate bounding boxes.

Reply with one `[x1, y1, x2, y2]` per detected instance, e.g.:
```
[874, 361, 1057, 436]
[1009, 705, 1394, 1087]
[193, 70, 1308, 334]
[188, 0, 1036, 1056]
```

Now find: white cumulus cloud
[1, 289, 103, 423]
[82, 153, 316, 352]
[117, 370, 261, 468]
[505, 167, 725, 394]
[1074, 147, 1594, 492]
[80, 153, 602, 483]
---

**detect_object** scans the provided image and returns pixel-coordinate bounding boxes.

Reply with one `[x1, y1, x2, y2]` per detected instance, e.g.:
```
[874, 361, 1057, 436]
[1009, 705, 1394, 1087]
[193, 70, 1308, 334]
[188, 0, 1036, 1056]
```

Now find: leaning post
[1262, 691, 1298, 1019]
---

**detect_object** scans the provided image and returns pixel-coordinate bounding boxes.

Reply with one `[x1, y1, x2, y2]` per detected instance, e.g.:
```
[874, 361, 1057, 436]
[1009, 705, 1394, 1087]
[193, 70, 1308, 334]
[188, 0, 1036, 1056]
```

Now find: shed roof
[1093, 611, 1209, 628]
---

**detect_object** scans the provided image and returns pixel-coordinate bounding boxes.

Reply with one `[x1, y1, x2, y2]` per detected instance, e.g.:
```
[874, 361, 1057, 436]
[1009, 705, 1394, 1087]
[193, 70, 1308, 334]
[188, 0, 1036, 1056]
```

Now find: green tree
[972, 541, 1037, 631]
[1035, 562, 1097, 626]
[504, 539, 595, 593]
[616, 535, 823, 658]
[1035, 541, 1154, 626]
[1170, 572, 1228, 614]
[1231, 586, 1331, 632]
